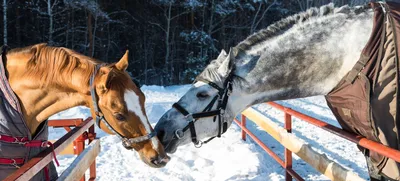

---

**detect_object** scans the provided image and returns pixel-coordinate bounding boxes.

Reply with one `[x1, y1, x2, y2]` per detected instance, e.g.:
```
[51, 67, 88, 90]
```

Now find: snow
[49, 85, 368, 181]
[183, 0, 204, 9]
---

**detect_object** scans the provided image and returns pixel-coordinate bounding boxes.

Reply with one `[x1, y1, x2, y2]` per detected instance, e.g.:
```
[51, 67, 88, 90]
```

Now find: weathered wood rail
[235, 102, 400, 181]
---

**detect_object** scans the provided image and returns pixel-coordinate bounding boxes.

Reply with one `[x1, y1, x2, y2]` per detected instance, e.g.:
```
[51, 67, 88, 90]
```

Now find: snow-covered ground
[48, 85, 368, 181]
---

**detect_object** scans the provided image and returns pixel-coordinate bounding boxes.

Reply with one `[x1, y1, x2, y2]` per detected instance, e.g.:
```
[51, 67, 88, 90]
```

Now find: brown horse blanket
[326, 2, 400, 180]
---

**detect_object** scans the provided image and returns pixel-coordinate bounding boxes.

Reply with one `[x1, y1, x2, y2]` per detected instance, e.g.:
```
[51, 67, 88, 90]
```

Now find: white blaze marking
[124, 90, 159, 150]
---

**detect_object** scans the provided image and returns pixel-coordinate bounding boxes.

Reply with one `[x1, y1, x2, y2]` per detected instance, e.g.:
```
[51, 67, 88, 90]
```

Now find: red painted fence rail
[4, 118, 97, 181]
[234, 102, 400, 181]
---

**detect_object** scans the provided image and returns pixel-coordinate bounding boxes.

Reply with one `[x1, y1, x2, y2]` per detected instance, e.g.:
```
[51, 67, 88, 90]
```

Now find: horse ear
[96, 67, 111, 93]
[115, 50, 129, 71]
[216, 49, 228, 62]
[217, 48, 235, 77]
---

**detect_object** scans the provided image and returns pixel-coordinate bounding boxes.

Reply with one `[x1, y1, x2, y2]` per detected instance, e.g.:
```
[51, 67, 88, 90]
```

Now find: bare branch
[53, 8, 68, 15]
[297, 0, 305, 11]
[148, 21, 167, 33]
[254, 0, 276, 30]
[108, 10, 139, 23]
[210, 15, 234, 32]
[170, 10, 189, 20]
[51, 0, 58, 9]
[30, 6, 49, 16]
[251, 2, 263, 33]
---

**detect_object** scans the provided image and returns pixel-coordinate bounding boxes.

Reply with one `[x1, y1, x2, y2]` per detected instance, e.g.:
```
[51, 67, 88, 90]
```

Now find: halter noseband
[90, 64, 156, 149]
[172, 70, 234, 148]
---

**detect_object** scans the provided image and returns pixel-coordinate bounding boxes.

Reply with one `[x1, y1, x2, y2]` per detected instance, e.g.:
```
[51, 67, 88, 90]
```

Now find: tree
[0, 0, 371, 85]
[47, 0, 53, 45]
[29, 0, 66, 46]
[149, 0, 189, 84]
[250, 0, 277, 34]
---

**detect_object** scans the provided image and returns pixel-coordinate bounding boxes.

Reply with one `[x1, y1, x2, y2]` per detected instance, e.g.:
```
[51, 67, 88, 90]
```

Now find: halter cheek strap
[172, 70, 234, 147]
[89, 64, 156, 148]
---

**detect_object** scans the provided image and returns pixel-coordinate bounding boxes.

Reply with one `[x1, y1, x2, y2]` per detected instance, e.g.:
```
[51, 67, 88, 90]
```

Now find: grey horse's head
[155, 49, 243, 153]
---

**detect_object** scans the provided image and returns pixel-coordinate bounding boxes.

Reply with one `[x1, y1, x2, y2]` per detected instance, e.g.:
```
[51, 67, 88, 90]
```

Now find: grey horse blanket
[0, 48, 57, 181]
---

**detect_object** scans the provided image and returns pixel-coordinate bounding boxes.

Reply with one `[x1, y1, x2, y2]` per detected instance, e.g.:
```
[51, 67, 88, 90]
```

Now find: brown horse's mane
[9, 44, 101, 88]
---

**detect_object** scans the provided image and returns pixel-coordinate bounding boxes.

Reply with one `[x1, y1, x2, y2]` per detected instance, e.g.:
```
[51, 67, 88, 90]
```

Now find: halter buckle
[194, 141, 203, 148]
[11, 159, 20, 168]
[41, 141, 48, 148]
[13, 137, 26, 145]
[174, 129, 184, 139]
[122, 138, 131, 148]
[219, 108, 225, 115]
[218, 94, 223, 101]
[185, 113, 193, 120]
[95, 111, 104, 117]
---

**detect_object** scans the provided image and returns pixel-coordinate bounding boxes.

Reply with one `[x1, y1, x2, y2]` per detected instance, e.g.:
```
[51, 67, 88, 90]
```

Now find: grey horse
[154, 3, 391, 180]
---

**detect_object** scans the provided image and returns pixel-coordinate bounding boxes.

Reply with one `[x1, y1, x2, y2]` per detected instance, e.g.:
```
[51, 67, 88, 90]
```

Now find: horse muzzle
[155, 128, 180, 154]
[150, 155, 170, 168]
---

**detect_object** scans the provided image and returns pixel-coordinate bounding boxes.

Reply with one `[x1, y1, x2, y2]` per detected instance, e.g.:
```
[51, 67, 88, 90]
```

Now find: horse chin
[164, 139, 179, 154]
[166, 146, 178, 154]
[138, 153, 170, 168]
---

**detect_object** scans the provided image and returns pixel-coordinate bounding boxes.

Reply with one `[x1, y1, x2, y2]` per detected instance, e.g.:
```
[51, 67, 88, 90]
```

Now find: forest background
[1, 0, 369, 85]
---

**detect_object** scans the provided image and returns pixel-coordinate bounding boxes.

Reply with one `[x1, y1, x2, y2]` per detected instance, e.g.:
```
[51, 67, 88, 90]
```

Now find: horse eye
[114, 113, 126, 121]
[196, 92, 209, 99]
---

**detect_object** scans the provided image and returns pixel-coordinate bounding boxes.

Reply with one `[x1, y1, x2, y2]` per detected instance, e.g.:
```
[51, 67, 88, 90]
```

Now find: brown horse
[5, 43, 169, 168]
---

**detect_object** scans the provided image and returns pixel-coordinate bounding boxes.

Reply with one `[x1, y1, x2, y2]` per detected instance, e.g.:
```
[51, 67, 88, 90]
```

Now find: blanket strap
[346, 54, 370, 83]
[0, 134, 59, 181]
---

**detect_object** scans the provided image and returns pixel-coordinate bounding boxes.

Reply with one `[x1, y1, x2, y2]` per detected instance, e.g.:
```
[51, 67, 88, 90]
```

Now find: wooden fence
[4, 118, 98, 181]
[234, 102, 400, 181]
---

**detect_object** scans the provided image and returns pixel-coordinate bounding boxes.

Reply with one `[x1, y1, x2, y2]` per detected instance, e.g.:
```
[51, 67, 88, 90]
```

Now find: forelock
[196, 60, 224, 86]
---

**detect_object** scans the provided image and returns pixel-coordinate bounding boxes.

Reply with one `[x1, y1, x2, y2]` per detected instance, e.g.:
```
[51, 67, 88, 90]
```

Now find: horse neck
[230, 11, 373, 114]
[5, 52, 92, 134]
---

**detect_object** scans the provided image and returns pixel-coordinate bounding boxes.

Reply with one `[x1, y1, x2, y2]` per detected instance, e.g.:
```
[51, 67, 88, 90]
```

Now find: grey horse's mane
[235, 3, 370, 51]
[197, 3, 371, 87]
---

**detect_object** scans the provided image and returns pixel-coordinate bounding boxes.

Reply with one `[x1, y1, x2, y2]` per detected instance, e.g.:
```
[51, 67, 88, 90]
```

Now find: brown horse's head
[91, 51, 169, 167]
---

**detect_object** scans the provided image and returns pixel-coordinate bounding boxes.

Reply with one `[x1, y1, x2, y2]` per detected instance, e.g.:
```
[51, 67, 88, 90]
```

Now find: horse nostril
[150, 157, 159, 165]
[150, 155, 170, 167]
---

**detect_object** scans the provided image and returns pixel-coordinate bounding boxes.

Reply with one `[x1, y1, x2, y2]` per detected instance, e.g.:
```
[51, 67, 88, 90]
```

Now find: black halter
[90, 64, 156, 149]
[172, 71, 234, 147]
